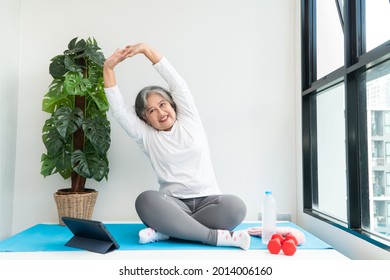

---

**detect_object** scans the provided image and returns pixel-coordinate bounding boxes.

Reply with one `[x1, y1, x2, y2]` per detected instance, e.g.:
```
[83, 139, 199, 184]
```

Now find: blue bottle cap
[265, 191, 272, 194]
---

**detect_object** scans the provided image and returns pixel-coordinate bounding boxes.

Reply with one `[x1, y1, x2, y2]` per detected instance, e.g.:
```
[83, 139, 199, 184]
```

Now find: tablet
[62, 217, 120, 254]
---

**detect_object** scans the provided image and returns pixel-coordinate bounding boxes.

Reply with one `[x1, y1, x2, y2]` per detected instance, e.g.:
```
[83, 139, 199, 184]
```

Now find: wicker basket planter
[54, 188, 98, 225]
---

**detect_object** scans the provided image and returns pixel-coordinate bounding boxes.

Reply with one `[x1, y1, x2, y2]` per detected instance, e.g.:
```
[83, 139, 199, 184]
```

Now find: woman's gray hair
[135, 86, 177, 121]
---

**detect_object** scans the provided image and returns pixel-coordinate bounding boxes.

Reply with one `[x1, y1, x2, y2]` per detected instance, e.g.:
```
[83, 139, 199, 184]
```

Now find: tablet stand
[65, 235, 117, 254]
[61, 217, 120, 254]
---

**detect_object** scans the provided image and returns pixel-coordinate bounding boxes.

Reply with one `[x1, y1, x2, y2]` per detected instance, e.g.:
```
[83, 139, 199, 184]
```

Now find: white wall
[0, 0, 21, 240]
[10, 0, 296, 234]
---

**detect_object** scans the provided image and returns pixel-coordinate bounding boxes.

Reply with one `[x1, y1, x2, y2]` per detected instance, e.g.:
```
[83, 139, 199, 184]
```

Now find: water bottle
[262, 191, 276, 244]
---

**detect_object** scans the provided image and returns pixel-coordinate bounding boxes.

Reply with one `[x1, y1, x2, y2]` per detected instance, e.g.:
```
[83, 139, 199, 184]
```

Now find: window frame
[301, 0, 390, 250]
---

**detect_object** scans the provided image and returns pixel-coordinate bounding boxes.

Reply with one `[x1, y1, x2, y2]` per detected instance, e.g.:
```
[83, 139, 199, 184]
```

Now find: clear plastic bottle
[262, 191, 276, 244]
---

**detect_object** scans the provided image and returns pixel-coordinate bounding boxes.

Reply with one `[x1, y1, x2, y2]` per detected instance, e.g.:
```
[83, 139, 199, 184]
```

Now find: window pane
[366, 0, 390, 52]
[316, 83, 347, 221]
[362, 59, 390, 238]
[316, 0, 344, 79]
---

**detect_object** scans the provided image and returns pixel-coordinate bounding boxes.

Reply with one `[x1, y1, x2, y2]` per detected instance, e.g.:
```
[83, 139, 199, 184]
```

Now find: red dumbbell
[284, 234, 298, 245]
[282, 239, 297, 256]
[267, 238, 281, 254]
[267, 233, 285, 254]
[271, 233, 285, 244]
[281, 233, 298, 256]
[267, 233, 297, 256]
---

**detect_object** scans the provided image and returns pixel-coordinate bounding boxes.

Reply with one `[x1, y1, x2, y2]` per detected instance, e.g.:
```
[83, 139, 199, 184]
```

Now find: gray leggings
[135, 190, 246, 246]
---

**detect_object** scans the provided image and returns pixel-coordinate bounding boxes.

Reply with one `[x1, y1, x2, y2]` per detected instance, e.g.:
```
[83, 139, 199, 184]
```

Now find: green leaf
[41, 140, 72, 179]
[41, 115, 73, 180]
[40, 153, 56, 177]
[72, 37, 105, 66]
[83, 115, 111, 156]
[41, 148, 72, 180]
[75, 39, 87, 51]
[71, 150, 91, 178]
[46, 78, 65, 98]
[53, 107, 83, 139]
[42, 94, 71, 114]
[67, 37, 78, 50]
[42, 78, 72, 113]
[71, 148, 108, 181]
[65, 37, 86, 56]
[64, 55, 82, 73]
[87, 64, 102, 86]
[42, 118, 65, 156]
[86, 85, 109, 112]
[84, 48, 105, 66]
[64, 72, 91, 96]
[56, 148, 72, 179]
[49, 55, 67, 78]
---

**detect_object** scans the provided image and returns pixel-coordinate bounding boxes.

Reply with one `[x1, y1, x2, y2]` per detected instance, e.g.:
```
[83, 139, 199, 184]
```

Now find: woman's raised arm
[103, 48, 128, 88]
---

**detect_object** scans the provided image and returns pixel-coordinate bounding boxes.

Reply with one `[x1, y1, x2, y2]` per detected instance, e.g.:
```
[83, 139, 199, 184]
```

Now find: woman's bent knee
[135, 190, 161, 217]
[222, 195, 247, 226]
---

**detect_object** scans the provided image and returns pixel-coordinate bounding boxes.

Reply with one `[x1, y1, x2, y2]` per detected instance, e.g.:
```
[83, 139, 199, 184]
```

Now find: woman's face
[144, 92, 176, 131]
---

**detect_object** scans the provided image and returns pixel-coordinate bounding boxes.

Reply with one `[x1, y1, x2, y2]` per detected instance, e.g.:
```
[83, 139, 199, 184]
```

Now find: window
[361, 59, 390, 238]
[302, 0, 390, 250]
[366, 0, 390, 52]
[386, 143, 390, 164]
[387, 203, 390, 234]
[385, 112, 390, 135]
[316, 83, 347, 221]
[316, 0, 344, 79]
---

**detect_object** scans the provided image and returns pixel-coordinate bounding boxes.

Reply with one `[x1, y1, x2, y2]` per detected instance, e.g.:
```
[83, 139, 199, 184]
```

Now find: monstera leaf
[53, 106, 83, 139]
[42, 78, 72, 113]
[71, 147, 108, 181]
[83, 115, 111, 157]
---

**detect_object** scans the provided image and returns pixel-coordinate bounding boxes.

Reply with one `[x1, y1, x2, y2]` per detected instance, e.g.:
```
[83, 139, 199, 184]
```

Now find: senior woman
[103, 43, 250, 250]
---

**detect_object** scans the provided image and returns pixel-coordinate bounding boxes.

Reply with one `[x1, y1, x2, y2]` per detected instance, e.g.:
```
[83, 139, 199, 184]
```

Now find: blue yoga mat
[0, 222, 331, 252]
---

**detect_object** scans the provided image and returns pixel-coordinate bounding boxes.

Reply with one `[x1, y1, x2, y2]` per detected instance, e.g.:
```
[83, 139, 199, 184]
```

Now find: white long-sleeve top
[104, 57, 221, 198]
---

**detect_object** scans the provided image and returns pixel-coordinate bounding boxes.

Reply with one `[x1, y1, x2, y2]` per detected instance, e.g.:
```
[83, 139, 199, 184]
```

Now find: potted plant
[40, 37, 110, 224]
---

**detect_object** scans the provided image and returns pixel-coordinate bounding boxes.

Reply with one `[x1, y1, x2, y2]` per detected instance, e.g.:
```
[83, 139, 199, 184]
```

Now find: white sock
[139, 227, 169, 244]
[216, 230, 251, 250]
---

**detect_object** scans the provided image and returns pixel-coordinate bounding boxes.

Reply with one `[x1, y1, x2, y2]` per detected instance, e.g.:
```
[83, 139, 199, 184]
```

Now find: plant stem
[71, 171, 86, 192]
[70, 59, 88, 192]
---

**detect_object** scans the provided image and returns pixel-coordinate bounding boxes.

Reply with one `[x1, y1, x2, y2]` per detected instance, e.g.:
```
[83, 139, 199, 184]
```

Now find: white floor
[0, 249, 352, 280]
[0, 247, 348, 260]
